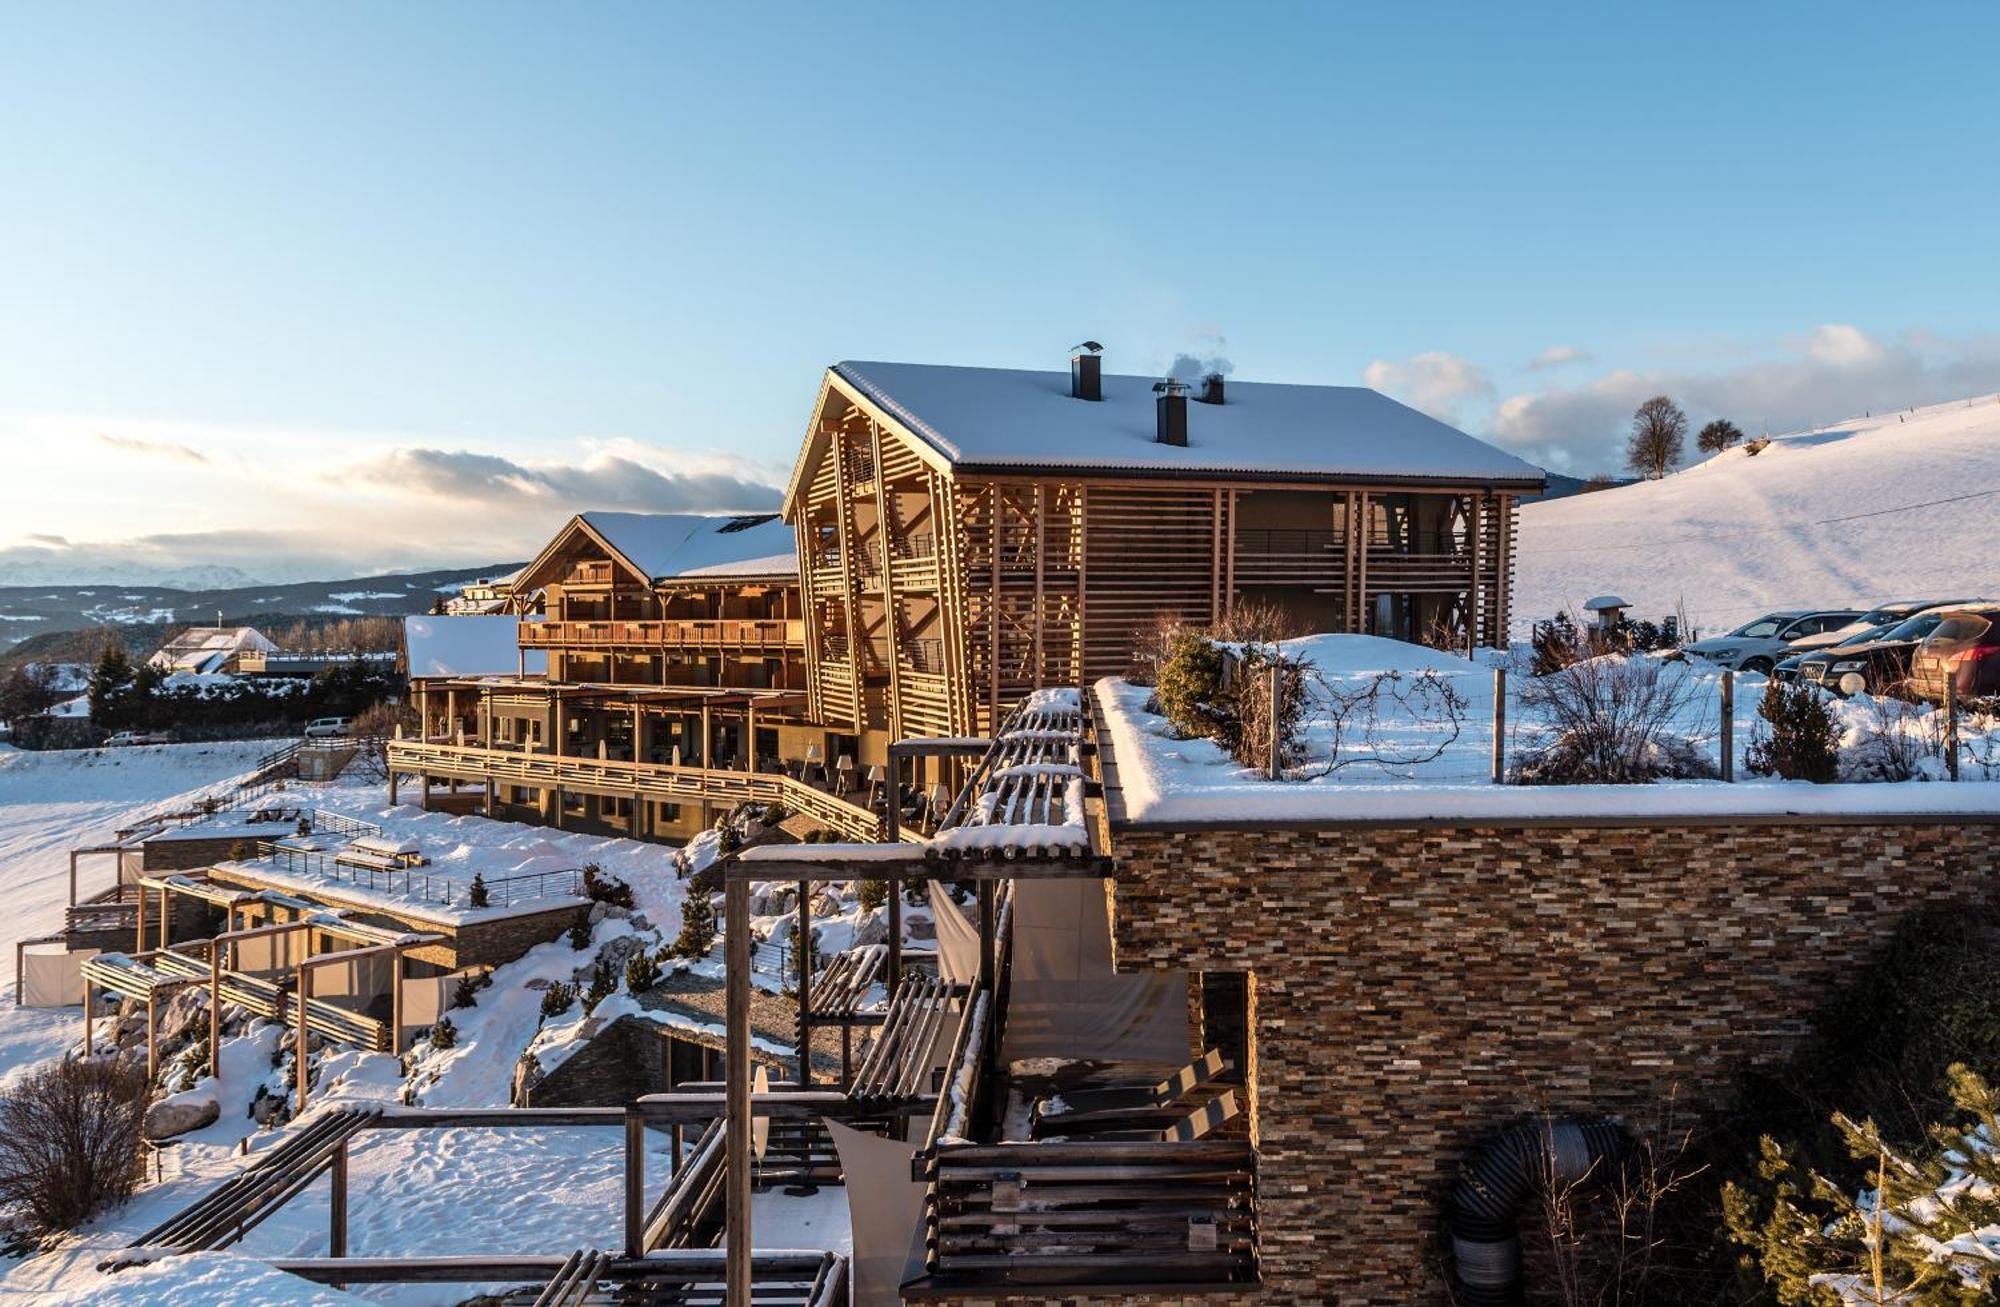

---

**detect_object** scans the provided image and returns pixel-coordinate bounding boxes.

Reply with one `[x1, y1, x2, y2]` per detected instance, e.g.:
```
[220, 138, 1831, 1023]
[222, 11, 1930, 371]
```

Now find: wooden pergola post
[724, 876, 752, 1305]
[795, 880, 812, 1085]
[329, 1140, 349, 1260]
[623, 1107, 644, 1258]
[146, 988, 159, 1081]
[82, 979, 93, 1056]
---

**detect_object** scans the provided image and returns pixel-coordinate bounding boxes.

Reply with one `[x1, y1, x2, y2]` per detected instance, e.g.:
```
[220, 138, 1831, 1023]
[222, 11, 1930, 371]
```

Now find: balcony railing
[519, 619, 804, 651]
[386, 740, 885, 843]
[251, 840, 585, 909]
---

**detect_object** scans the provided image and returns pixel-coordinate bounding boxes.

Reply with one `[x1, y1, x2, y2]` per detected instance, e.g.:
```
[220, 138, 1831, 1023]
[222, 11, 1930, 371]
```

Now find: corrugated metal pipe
[1448, 1118, 1630, 1305]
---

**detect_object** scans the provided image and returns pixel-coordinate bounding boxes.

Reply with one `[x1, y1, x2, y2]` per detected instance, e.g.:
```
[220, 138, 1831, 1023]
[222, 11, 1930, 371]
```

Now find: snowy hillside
[1513, 395, 2000, 637]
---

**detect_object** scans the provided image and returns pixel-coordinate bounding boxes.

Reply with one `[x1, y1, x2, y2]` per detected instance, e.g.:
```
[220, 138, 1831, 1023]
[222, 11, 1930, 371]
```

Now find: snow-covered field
[0, 747, 774, 1303]
[1515, 394, 2000, 636]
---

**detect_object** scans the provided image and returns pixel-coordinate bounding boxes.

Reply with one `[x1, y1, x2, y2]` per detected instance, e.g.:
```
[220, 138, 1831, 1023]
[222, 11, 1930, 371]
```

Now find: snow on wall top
[580, 512, 797, 582]
[1515, 394, 2000, 638]
[833, 361, 1546, 483]
[405, 614, 546, 678]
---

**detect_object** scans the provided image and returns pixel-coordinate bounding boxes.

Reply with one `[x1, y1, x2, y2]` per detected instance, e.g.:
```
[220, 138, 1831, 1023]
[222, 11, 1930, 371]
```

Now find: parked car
[1771, 619, 1902, 683]
[304, 716, 352, 739]
[1792, 607, 1962, 696]
[1785, 599, 1969, 656]
[1908, 606, 2000, 702]
[1682, 609, 1863, 675]
[104, 730, 170, 747]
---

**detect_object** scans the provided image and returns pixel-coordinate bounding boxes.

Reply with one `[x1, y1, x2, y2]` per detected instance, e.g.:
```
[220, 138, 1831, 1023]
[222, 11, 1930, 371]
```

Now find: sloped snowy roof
[831, 361, 1545, 483]
[579, 512, 798, 582]
[405, 615, 546, 678]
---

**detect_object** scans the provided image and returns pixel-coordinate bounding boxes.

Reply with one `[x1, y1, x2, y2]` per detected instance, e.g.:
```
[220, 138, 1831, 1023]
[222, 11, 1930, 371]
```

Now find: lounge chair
[1079, 1089, 1242, 1143]
[1034, 1048, 1228, 1124]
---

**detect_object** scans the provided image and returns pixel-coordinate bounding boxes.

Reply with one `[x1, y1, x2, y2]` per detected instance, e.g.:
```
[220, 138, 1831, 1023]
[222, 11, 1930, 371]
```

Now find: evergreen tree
[1724, 1064, 2000, 1303]
[87, 644, 136, 730]
[673, 891, 716, 959]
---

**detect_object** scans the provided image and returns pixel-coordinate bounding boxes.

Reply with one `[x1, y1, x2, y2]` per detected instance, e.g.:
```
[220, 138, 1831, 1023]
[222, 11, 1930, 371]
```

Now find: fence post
[1720, 670, 1735, 782]
[1946, 672, 1961, 781]
[1490, 666, 1507, 784]
[1266, 657, 1282, 781]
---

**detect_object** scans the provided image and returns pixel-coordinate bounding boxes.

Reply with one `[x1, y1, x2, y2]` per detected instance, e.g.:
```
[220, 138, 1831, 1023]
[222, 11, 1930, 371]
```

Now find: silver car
[1683, 609, 1863, 675]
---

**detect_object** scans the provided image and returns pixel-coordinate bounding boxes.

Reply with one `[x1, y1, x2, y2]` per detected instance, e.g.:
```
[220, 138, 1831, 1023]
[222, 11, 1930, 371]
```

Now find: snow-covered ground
[0, 741, 280, 987]
[1101, 633, 2000, 824]
[0, 746, 861, 1303]
[1516, 394, 2000, 637]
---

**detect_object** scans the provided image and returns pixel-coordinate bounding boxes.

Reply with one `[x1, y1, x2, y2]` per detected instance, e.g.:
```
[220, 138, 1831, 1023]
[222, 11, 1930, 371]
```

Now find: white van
[304, 716, 351, 739]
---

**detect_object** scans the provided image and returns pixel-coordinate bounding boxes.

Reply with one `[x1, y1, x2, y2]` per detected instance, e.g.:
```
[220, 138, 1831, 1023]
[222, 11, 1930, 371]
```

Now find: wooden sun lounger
[1035, 1049, 1228, 1123]
[1078, 1089, 1242, 1143]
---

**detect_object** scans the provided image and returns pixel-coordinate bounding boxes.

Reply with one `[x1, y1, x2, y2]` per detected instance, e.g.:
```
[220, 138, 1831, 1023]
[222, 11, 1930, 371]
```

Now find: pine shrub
[583, 959, 615, 1015]
[467, 873, 489, 908]
[539, 981, 577, 1022]
[624, 950, 661, 994]
[582, 864, 634, 909]
[1154, 631, 1236, 748]
[429, 1017, 458, 1049]
[450, 973, 483, 1009]
[567, 917, 593, 950]
[1746, 680, 1840, 783]
[856, 879, 889, 913]
[674, 891, 717, 959]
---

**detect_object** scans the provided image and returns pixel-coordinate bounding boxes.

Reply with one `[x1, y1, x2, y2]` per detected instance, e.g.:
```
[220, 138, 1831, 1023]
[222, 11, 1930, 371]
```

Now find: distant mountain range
[0, 562, 525, 660]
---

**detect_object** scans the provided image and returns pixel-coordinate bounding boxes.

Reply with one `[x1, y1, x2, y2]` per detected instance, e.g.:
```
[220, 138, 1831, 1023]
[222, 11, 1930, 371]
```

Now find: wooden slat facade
[785, 370, 1527, 740]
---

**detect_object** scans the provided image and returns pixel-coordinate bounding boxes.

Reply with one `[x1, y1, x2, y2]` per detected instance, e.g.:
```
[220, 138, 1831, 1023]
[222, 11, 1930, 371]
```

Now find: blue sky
[4, 4, 1999, 579]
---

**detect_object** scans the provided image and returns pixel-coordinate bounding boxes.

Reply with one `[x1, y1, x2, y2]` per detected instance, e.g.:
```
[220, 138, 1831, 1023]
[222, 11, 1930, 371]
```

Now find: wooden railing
[925, 1138, 1258, 1287]
[386, 741, 885, 842]
[519, 619, 804, 651]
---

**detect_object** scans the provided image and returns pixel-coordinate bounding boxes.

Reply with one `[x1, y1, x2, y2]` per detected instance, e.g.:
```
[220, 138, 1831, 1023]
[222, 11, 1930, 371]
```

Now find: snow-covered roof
[147, 626, 276, 673]
[830, 361, 1546, 483]
[404, 614, 546, 678]
[578, 512, 798, 582]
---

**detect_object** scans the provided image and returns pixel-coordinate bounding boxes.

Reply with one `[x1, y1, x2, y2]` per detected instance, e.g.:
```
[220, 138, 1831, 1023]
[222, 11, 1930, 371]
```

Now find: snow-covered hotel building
[390, 347, 1544, 843]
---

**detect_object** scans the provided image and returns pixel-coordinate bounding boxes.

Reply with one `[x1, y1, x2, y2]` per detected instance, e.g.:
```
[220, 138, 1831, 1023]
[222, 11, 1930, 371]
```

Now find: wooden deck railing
[925, 1138, 1258, 1287]
[518, 618, 804, 650]
[386, 740, 885, 842]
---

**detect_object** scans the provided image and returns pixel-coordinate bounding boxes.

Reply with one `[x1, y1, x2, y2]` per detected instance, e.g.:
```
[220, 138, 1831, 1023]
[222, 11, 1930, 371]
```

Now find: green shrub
[1153, 631, 1234, 747]
[856, 879, 889, 913]
[429, 1017, 457, 1049]
[539, 982, 577, 1022]
[582, 864, 634, 909]
[450, 973, 482, 1009]
[582, 959, 615, 1015]
[624, 950, 661, 994]
[467, 873, 489, 908]
[567, 917, 593, 951]
[673, 892, 717, 959]
[1746, 679, 1840, 782]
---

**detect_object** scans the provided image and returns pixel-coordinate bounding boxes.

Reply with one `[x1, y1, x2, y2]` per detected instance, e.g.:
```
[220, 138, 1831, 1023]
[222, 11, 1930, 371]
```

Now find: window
[1732, 617, 1783, 638]
[1931, 616, 1993, 644]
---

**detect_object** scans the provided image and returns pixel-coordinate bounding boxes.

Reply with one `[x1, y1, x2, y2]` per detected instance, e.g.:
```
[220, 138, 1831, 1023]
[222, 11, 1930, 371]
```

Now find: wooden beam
[723, 876, 751, 1306]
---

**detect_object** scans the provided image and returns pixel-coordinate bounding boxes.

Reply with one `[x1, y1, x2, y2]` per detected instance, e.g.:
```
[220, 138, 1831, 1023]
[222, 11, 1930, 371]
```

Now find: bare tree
[1695, 418, 1743, 455]
[1515, 644, 1716, 784]
[1625, 397, 1688, 480]
[0, 1057, 150, 1234]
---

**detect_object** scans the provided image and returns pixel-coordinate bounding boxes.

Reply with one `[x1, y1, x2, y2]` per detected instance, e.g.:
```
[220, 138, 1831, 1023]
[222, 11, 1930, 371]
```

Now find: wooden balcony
[519, 618, 804, 652]
[385, 740, 885, 842]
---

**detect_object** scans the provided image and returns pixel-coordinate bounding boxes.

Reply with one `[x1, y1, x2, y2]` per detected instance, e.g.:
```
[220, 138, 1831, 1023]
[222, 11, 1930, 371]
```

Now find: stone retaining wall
[1100, 816, 1998, 1305]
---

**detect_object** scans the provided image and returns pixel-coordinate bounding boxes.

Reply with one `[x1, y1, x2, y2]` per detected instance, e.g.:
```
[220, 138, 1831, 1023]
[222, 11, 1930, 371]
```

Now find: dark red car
[1908, 606, 2000, 702]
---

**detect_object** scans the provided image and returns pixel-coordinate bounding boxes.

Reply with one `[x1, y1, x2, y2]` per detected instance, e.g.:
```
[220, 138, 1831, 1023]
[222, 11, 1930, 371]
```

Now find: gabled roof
[825, 361, 1545, 485]
[578, 512, 796, 581]
[516, 513, 796, 591]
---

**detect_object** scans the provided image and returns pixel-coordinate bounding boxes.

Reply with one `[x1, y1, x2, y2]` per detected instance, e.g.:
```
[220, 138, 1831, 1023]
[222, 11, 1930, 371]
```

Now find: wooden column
[82, 979, 93, 1055]
[795, 879, 813, 1085]
[209, 939, 224, 1079]
[296, 951, 312, 1112]
[329, 1140, 349, 1259]
[390, 949, 404, 1056]
[724, 877, 752, 1306]
[623, 1107, 644, 1258]
[146, 989, 159, 1081]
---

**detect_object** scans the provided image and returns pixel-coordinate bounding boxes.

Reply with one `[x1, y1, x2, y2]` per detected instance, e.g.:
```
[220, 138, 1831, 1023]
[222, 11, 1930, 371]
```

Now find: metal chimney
[1070, 340, 1103, 401]
[1198, 372, 1225, 405]
[1154, 377, 1190, 446]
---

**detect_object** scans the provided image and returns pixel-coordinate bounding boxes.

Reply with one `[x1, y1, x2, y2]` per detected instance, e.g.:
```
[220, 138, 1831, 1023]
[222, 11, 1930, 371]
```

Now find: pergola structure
[712, 689, 1128, 1302]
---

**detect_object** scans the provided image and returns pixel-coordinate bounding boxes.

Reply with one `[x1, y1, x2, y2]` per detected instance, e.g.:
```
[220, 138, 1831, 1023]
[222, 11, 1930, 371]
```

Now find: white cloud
[1526, 345, 1592, 371]
[1483, 325, 2000, 475]
[0, 412, 788, 584]
[1362, 351, 1495, 426]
